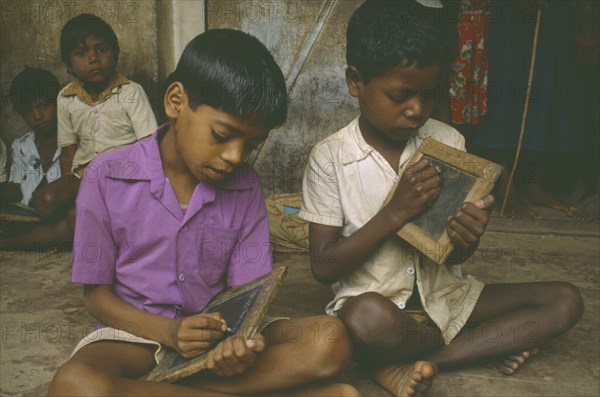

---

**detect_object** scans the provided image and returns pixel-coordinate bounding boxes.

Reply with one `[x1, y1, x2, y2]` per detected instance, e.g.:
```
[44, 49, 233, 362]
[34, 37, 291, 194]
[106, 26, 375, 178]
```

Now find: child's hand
[169, 312, 227, 358]
[207, 334, 266, 376]
[385, 159, 441, 225]
[447, 195, 494, 250]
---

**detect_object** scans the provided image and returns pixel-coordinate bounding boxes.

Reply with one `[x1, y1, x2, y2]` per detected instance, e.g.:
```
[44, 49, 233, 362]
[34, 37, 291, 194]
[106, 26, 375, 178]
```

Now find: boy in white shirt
[300, 1, 584, 396]
[57, 13, 157, 178]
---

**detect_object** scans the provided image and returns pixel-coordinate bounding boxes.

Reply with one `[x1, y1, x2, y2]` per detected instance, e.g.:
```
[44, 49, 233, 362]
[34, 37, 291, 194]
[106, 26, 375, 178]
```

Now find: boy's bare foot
[498, 198, 541, 219]
[494, 347, 539, 375]
[372, 361, 437, 397]
[497, 189, 540, 219]
[575, 191, 599, 221]
[496, 182, 540, 219]
[525, 184, 590, 221]
[562, 206, 592, 221]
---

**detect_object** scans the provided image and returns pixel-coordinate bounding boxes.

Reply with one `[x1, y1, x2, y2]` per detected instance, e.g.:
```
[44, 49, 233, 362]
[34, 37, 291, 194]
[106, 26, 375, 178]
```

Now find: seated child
[57, 13, 157, 180]
[299, 1, 584, 396]
[0, 138, 15, 200]
[1, 67, 73, 248]
[48, 29, 358, 397]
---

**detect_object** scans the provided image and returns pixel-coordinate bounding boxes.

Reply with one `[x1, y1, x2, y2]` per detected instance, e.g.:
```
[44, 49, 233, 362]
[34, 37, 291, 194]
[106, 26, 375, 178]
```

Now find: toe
[413, 372, 422, 382]
[508, 354, 525, 365]
[503, 358, 519, 369]
[495, 363, 515, 375]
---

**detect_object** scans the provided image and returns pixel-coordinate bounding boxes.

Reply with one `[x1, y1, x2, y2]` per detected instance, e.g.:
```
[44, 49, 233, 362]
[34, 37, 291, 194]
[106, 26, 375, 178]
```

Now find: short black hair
[9, 67, 61, 115]
[169, 29, 287, 129]
[347, 0, 457, 82]
[60, 14, 120, 68]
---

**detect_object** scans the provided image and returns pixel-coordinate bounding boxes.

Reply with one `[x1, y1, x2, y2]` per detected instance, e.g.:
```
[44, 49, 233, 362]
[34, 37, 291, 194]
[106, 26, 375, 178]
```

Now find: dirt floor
[1, 207, 599, 396]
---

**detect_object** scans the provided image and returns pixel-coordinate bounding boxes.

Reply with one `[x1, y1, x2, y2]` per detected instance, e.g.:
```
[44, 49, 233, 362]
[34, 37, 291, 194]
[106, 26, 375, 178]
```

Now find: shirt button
[178, 273, 185, 282]
[407, 267, 415, 275]
[398, 302, 406, 309]
[181, 226, 188, 232]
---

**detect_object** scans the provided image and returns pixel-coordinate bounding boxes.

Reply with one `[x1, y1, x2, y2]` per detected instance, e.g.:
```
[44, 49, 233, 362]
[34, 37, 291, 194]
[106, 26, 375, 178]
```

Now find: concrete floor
[1, 208, 599, 396]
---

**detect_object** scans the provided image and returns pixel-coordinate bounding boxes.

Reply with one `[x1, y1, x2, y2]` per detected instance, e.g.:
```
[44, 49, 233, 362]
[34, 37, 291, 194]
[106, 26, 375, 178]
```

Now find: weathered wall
[0, 0, 160, 145]
[1, 0, 357, 195]
[207, 0, 363, 195]
[156, 0, 206, 83]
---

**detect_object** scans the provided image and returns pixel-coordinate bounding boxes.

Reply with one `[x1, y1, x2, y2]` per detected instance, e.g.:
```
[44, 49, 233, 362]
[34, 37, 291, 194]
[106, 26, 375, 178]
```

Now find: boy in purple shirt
[49, 30, 358, 397]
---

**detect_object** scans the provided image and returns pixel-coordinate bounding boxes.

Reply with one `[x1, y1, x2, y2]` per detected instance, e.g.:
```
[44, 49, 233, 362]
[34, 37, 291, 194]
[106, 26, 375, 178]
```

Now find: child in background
[476, 1, 591, 219]
[1, 67, 73, 248]
[0, 138, 6, 177]
[57, 13, 157, 179]
[300, 1, 583, 396]
[0, 139, 14, 199]
[49, 29, 358, 397]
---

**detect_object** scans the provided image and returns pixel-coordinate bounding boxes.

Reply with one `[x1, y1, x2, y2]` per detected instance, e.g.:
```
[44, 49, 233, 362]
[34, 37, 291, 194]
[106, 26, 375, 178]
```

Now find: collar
[339, 117, 435, 166]
[61, 72, 129, 106]
[340, 117, 374, 165]
[18, 131, 62, 163]
[105, 123, 256, 191]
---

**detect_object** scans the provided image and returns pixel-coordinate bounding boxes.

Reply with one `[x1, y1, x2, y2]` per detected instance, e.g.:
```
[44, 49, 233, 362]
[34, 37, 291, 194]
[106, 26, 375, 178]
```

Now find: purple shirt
[72, 124, 272, 319]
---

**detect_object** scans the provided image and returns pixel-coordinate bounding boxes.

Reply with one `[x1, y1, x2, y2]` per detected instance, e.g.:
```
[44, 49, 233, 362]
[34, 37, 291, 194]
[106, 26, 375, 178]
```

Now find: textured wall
[0, 0, 160, 145]
[207, 0, 363, 195]
[1, 0, 361, 195]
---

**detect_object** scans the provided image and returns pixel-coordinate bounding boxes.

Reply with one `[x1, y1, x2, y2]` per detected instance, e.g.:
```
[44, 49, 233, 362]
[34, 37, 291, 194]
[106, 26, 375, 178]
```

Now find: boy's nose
[403, 96, 423, 120]
[32, 108, 43, 120]
[221, 140, 244, 165]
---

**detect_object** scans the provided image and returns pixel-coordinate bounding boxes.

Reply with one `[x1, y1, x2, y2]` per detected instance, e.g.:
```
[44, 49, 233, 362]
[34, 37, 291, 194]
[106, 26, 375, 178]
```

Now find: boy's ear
[164, 82, 185, 119]
[345, 66, 364, 98]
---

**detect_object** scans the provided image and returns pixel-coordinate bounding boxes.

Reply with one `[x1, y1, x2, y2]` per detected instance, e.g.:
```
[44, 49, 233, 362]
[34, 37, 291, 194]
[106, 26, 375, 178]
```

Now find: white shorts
[70, 316, 289, 364]
[70, 327, 166, 363]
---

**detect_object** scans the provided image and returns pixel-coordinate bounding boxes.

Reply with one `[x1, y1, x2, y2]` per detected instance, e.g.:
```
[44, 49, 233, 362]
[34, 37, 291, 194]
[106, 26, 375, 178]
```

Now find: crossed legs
[339, 282, 583, 396]
[48, 316, 359, 397]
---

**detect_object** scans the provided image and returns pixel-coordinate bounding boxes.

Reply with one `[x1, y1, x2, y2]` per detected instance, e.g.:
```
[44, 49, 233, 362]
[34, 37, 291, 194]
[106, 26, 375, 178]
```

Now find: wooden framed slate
[147, 266, 288, 383]
[384, 139, 502, 264]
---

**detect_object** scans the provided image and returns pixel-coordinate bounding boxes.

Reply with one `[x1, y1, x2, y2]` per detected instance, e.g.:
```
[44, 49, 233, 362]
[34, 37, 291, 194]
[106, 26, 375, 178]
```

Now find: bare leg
[338, 283, 582, 394]
[574, 189, 599, 221]
[494, 157, 540, 219]
[1, 216, 73, 251]
[524, 181, 590, 221]
[339, 292, 444, 363]
[49, 316, 358, 396]
[31, 175, 79, 220]
[339, 293, 441, 397]
[422, 282, 583, 369]
[49, 342, 233, 397]
[497, 187, 541, 219]
[516, 152, 590, 221]
[183, 316, 356, 394]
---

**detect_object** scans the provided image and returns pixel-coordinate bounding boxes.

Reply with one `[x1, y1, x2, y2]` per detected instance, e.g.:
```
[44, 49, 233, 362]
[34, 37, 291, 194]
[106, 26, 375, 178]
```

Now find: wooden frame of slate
[384, 138, 502, 265]
[147, 266, 288, 383]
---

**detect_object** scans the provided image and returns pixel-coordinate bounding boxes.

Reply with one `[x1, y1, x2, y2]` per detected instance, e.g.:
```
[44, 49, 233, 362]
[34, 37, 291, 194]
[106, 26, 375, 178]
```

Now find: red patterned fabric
[449, 0, 490, 125]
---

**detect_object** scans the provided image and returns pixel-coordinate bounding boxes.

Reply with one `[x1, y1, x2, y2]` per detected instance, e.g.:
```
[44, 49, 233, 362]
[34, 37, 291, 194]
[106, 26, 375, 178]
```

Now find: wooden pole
[500, 5, 543, 215]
